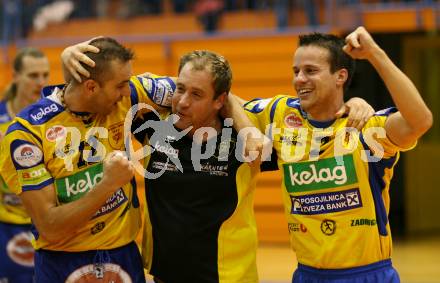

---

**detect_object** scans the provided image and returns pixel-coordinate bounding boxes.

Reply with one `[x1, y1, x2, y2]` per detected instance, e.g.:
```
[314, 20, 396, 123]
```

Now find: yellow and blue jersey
[0, 100, 31, 225]
[245, 95, 414, 269]
[0, 74, 175, 252]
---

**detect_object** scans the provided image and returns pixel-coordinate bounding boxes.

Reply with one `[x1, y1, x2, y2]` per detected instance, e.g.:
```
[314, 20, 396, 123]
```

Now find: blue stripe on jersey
[17, 98, 63, 125]
[31, 223, 39, 241]
[375, 107, 398, 117]
[286, 97, 301, 109]
[41, 84, 64, 98]
[360, 134, 397, 236]
[286, 97, 308, 118]
[130, 178, 139, 208]
[244, 98, 265, 113]
[308, 119, 335, 128]
[6, 121, 42, 144]
[268, 97, 284, 138]
[22, 178, 54, 192]
[0, 100, 12, 123]
[129, 81, 139, 107]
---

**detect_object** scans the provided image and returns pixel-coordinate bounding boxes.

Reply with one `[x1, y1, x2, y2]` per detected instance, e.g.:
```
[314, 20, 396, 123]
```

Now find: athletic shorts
[292, 259, 400, 283]
[0, 222, 34, 282]
[34, 241, 145, 283]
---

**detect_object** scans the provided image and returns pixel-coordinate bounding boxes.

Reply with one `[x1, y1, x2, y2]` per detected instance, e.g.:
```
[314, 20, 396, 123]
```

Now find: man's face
[172, 62, 225, 135]
[14, 55, 50, 103]
[293, 45, 342, 114]
[91, 60, 132, 116]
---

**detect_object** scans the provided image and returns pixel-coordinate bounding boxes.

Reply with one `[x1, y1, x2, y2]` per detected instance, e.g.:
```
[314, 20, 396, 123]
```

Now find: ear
[83, 79, 99, 95]
[214, 93, 227, 111]
[336, 68, 348, 88]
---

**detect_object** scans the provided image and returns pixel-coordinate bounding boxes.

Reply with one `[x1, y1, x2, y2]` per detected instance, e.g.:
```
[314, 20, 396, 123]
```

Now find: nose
[37, 75, 47, 87]
[177, 92, 190, 109]
[295, 70, 308, 84]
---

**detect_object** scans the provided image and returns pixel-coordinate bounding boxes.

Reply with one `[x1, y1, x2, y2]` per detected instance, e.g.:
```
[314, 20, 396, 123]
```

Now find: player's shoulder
[17, 95, 64, 126]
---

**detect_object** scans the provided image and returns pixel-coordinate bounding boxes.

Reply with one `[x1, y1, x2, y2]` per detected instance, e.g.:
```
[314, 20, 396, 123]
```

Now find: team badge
[65, 263, 132, 283]
[321, 219, 336, 236]
[284, 113, 303, 128]
[45, 125, 66, 142]
[13, 143, 43, 167]
[108, 122, 124, 149]
[6, 232, 34, 267]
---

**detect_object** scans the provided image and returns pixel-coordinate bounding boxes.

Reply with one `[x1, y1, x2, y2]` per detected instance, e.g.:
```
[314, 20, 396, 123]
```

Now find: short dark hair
[3, 47, 47, 101]
[299, 33, 355, 91]
[178, 50, 232, 99]
[80, 37, 134, 85]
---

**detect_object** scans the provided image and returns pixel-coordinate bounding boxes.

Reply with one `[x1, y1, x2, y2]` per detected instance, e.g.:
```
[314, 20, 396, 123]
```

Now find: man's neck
[189, 116, 223, 143]
[63, 84, 87, 113]
[306, 99, 344, 122]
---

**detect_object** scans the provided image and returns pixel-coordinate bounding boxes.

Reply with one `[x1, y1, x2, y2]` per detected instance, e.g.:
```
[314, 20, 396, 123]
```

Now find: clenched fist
[102, 150, 135, 190]
[343, 26, 381, 61]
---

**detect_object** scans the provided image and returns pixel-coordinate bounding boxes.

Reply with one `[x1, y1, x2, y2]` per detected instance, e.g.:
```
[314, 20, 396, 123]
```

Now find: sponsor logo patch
[351, 218, 377, 226]
[284, 113, 303, 128]
[2, 193, 22, 206]
[30, 103, 59, 121]
[288, 223, 307, 233]
[19, 164, 51, 186]
[6, 232, 34, 267]
[108, 121, 124, 149]
[65, 263, 132, 283]
[321, 219, 336, 236]
[91, 222, 105, 235]
[45, 125, 66, 142]
[290, 188, 362, 215]
[55, 164, 128, 218]
[283, 155, 357, 193]
[13, 143, 43, 167]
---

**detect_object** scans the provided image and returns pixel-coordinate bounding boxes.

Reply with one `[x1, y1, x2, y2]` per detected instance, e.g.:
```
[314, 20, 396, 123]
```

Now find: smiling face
[293, 45, 347, 119]
[14, 55, 50, 104]
[89, 59, 132, 116]
[172, 62, 226, 136]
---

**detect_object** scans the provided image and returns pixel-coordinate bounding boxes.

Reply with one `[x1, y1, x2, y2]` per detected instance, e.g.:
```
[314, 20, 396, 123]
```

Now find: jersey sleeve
[243, 95, 287, 134]
[0, 121, 53, 194]
[361, 107, 417, 159]
[129, 73, 176, 110]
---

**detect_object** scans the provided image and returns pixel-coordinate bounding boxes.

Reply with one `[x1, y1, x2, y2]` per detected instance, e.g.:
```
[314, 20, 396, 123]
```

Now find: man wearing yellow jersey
[0, 37, 177, 282]
[0, 47, 49, 282]
[244, 27, 432, 282]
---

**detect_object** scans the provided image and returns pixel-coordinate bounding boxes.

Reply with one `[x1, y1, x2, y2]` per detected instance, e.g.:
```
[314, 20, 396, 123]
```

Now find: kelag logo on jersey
[55, 163, 128, 218]
[55, 164, 104, 202]
[30, 103, 59, 122]
[283, 155, 357, 193]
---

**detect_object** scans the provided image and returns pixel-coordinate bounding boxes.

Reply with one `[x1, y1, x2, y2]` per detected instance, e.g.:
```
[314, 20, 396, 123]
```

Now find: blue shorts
[0, 222, 34, 282]
[34, 241, 146, 283]
[292, 259, 400, 283]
